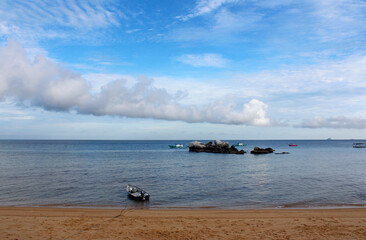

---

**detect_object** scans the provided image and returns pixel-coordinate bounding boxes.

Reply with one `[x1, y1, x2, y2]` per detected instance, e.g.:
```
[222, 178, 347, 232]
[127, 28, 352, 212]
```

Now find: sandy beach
[0, 207, 365, 239]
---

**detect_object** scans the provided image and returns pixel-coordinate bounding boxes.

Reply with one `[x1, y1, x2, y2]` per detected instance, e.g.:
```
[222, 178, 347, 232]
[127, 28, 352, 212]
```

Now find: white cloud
[177, 53, 229, 67]
[299, 116, 366, 129]
[84, 54, 366, 127]
[0, 40, 271, 126]
[177, 0, 237, 21]
[221, 99, 270, 126]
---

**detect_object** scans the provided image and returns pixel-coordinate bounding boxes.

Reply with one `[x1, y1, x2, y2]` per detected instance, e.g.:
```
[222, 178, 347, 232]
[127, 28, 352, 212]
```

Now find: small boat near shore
[288, 144, 298, 147]
[126, 184, 150, 201]
[169, 144, 187, 149]
[353, 143, 366, 148]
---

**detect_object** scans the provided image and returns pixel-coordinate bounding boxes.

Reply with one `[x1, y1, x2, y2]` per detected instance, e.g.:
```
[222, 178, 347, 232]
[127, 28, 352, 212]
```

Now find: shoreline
[1, 203, 365, 210]
[2, 205, 366, 213]
[1, 207, 365, 239]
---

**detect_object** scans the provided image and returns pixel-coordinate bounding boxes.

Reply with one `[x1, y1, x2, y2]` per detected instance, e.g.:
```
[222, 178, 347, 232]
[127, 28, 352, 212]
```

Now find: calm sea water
[0, 140, 365, 209]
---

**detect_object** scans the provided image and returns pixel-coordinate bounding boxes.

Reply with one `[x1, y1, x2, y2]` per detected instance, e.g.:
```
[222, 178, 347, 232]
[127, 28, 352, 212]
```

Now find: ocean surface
[0, 140, 365, 209]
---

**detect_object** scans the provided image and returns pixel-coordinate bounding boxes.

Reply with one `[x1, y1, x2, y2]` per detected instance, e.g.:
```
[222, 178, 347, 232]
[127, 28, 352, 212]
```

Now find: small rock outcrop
[250, 146, 275, 154]
[189, 140, 245, 154]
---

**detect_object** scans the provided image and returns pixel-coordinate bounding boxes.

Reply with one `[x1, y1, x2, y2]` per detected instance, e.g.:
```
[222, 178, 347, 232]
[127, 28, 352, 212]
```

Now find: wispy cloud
[125, 29, 141, 34]
[2, 0, 123, 29]
[171, 6, 262, 43]
[0, 0, 125, 43]
[312, 0, 366, 42]
[177, 0, 236, 21]
[177, 53, 229, 67]
[170, 0, 366, 59]
[299, 116, 366, 129]
[228, 55, 366, 120]
[0, 102, 35, 121]
[0, 41, 271, 126]
[0, 115, 35, 121]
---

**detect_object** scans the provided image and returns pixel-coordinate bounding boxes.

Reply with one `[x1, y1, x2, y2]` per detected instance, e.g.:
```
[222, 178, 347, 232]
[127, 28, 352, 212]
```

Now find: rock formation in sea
[250, 146, 275, 154]
[188, 140, 246, 154]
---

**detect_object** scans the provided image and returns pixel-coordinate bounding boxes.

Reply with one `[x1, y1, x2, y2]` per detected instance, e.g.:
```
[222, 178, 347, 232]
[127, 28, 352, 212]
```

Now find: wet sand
[0, 207, 365, 239]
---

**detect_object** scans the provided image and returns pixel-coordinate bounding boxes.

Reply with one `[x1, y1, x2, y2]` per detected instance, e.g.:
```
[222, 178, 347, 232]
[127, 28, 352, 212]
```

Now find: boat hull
[127, 194, 150, 200]
[126, 184, 150, 201]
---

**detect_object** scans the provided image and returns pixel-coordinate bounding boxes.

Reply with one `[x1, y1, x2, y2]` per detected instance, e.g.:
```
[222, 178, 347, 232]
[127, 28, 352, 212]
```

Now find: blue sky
[1, 0, 366, 139]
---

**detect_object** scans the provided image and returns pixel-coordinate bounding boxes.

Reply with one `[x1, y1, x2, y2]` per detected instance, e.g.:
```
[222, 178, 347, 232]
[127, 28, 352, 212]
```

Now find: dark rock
[189, 140, 246, 154]
[250, 146, 275, 154]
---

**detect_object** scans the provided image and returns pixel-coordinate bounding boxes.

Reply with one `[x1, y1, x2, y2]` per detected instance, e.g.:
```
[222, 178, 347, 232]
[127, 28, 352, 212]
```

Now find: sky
[0, 0, 366, 140]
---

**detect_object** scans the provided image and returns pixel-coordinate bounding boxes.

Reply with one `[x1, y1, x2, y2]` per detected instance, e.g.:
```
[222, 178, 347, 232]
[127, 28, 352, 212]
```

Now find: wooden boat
[126, 184, 150, 200]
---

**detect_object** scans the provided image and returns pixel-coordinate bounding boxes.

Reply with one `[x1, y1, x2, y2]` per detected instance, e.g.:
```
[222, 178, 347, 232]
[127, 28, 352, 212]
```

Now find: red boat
[288, 144, 298, 146]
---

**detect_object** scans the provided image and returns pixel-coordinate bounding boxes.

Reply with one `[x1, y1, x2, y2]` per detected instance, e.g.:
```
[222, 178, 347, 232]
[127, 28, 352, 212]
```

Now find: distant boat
[353, 143, 366, 148]
[233, 143, 246, 146]
[169, 144, 187, 149]
[288, 144, 298, 147]
[126, 184, 150, 201]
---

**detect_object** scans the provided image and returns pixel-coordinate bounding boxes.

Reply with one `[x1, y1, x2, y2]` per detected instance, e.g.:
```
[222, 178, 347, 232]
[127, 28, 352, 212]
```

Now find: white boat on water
[169, 144, 187, 149]
[353, 143, 366, 148]
[126, 184, 150, 200]
[233, 142, 246, 146]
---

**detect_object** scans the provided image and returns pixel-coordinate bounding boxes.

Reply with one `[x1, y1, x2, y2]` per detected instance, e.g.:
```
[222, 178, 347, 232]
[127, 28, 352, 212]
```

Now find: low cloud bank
[0, 41, 270, 126]
[299, 116, 366, 129]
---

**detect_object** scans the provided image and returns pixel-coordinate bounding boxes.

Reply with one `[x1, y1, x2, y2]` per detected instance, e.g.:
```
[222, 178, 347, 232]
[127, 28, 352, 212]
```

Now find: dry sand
[0, 207, 365, 239]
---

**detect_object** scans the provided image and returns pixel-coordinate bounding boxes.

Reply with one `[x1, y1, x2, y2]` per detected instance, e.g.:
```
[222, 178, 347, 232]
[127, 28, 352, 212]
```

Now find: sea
[0, 140, 365, 209]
